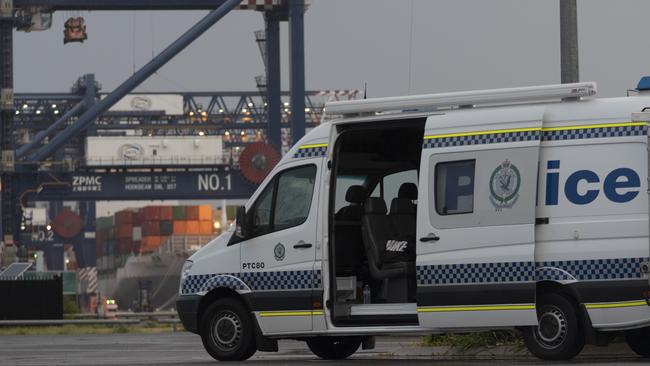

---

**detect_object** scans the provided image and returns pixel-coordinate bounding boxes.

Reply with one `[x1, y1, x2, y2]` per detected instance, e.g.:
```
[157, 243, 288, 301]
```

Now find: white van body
[177, 82, 650, 361]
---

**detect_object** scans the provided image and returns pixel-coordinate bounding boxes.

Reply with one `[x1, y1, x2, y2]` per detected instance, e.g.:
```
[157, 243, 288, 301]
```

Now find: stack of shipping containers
[96, 205, 216, 271]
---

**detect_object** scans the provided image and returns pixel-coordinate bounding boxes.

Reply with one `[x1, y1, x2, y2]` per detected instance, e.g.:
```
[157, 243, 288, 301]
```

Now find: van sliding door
[416, 106, 544, 329]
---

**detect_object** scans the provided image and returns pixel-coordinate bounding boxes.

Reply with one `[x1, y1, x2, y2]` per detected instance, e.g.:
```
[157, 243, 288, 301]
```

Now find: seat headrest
[398, 183, 418, 200]
[345, 185, 366, 204]
[364, 197, 387, 214]
[390, 198, 416, 215]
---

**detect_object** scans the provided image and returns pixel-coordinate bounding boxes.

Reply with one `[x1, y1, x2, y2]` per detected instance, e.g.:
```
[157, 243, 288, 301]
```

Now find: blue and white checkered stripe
[417, 257, 648, 286]
[423, 130, 540, 149]
[182, 269, 322, 295]
[293, 146, 327, 159]
[423, 123, 647, 149]
[542, 124, 646, 142]
[417, 261, 535, 285]
[537, 257, 648, 281]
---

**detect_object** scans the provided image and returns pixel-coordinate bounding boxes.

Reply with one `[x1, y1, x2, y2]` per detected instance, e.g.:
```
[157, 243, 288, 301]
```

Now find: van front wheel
[200, 298, 257, 361]
[625, 326, 650, 357]
[522, 293, 585, 360]
[307, 336, 361, 360]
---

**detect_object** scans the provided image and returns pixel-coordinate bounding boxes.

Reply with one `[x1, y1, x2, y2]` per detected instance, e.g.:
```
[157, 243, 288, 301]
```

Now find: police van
[177, 80, 650, 361]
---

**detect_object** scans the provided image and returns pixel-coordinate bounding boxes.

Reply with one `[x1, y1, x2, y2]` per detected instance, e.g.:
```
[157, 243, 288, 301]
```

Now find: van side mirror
[235, 206, 248, 239]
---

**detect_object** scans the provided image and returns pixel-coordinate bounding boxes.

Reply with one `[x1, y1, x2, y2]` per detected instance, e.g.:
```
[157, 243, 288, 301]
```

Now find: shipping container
[85, 135, 224, 166]
[142, 221, 160, 236]
[115, 210, 134, 225]
[172, 206, 186, 220]
[143, 206, 161, 221]
[185, 206, 199, 221]
[198, 205, 213, 221]
[173, 221, 187, 234]
[160, 220, 173, 236]
[141, 236, 164, 253]
[199, 221, 213, 235]
[117, 239, 133, 254]
[132, 209, 143, 226]
[186, 221, 200, 235]
[117, 224, 133, 239]
[96, 217, 114, 230]
[160, 206, 173, 221]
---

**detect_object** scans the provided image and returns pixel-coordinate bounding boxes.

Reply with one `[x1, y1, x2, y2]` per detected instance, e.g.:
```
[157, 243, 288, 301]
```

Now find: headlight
[179, 260, 193, 295]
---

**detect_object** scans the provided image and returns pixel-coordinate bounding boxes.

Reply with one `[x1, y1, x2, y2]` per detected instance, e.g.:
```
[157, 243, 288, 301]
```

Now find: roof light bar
[325, 82, 597, 116]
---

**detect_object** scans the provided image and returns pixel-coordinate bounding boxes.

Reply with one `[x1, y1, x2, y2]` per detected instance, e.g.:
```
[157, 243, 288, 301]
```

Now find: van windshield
[335, 175, 367, 211]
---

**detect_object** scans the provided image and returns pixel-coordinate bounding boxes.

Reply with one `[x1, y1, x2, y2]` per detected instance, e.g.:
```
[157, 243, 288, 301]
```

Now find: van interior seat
[398, 182, 418, 208]
[334, 185, 367, 277]
[361, 197, 415, 302]
[335, 185, 366, 221]
[389, 183, 418, 254]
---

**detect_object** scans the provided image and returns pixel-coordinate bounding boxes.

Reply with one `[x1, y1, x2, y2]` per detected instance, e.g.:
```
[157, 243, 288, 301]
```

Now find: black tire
[522, 292, 585, 361]
[306, 336, 361, 360]
[200, 298, 257, 361]
[625, 326, 650, 357]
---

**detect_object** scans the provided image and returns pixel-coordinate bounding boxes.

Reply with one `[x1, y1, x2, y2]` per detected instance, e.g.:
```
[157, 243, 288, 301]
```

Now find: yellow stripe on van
[258, 310, 324, 317]
[541, 121, 646, 132]
[424, 127, 540, 140]
[423, 121, 646, 140]
[585, 300, 648, 310]
[417, 304, 535, 313]
[298, 143, 328, 149]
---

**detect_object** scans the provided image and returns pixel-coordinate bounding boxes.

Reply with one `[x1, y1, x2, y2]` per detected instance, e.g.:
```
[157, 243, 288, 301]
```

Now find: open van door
[416, 106, 544, 329]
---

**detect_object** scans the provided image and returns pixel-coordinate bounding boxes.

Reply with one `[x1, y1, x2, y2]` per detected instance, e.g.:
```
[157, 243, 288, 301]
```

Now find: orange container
[186, 221, 200, 234]
[141, 236, 162, 253]
[199, 221, 213, 235]
[173, 221, 187, 234]
[198, 205, 212, 221]
[159, 206, 173, 221]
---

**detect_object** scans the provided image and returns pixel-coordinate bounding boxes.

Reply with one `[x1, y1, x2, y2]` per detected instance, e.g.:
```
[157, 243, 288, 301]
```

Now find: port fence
[0, 311, 181, 328]
[0, 275, 63, 320]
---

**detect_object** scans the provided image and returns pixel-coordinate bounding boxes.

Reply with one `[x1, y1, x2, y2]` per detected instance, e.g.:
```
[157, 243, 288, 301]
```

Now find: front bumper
[176, 295, 202, 334]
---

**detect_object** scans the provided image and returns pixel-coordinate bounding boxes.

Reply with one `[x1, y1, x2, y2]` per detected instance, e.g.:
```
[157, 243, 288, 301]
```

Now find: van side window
[274, 165, 317, 230]
[250, 182, 274, 237]
[249, 164, 317, 238]
[435, 160, 475, 215]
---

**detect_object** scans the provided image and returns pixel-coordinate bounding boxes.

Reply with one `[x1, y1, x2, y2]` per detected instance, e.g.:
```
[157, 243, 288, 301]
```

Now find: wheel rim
[211, 310, 242, 352]
[534, 305, 568, 349]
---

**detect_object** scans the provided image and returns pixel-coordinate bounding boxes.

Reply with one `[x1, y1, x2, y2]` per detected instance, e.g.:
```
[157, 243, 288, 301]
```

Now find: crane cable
[407, 0, 415, 95]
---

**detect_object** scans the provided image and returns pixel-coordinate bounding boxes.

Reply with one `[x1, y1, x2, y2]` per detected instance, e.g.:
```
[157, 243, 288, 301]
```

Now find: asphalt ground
[0, 333, 647, 366]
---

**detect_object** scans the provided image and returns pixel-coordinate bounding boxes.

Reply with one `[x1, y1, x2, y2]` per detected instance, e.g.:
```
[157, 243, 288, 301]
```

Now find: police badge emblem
[489, 159, 521, 209]
[274, 243, 285, 261]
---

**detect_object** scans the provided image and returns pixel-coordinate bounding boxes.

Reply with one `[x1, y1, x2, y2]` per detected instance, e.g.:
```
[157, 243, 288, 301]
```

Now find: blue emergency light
[637, 76, 650, 91]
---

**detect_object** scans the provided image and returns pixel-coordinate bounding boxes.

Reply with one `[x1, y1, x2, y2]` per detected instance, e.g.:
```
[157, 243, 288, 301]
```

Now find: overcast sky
[13, 0, 650, 98]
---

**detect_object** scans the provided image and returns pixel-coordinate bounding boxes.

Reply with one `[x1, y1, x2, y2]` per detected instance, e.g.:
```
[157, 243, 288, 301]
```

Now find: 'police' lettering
[545, 160, 640, 205]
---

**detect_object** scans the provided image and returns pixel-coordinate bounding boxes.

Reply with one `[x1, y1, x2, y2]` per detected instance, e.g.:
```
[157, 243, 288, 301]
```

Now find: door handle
[293, 242, 313, 249]
[420, 234, 440, 242]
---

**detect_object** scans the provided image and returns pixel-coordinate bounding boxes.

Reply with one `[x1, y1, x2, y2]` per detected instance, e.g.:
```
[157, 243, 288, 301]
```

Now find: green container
[96, 217, 114, 230]
[172, 206, 186, 220]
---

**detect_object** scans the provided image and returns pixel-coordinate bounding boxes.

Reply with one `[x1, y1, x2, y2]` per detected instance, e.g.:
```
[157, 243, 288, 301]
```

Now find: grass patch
[422, 330, 523, 351]
[0, 323, 180, 336]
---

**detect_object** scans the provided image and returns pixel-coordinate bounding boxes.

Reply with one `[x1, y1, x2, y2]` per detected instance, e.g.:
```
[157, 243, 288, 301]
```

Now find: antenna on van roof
[363, 83, 367, 99]
[326, 82, 597, 117]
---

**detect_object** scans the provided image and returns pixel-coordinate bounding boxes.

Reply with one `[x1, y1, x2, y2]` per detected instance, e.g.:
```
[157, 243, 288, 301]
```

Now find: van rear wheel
[307, 336, 361, 360]
[625, 326, 650, 357]
[200, 298, 257, 361]
[522, 293, 585, 360]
